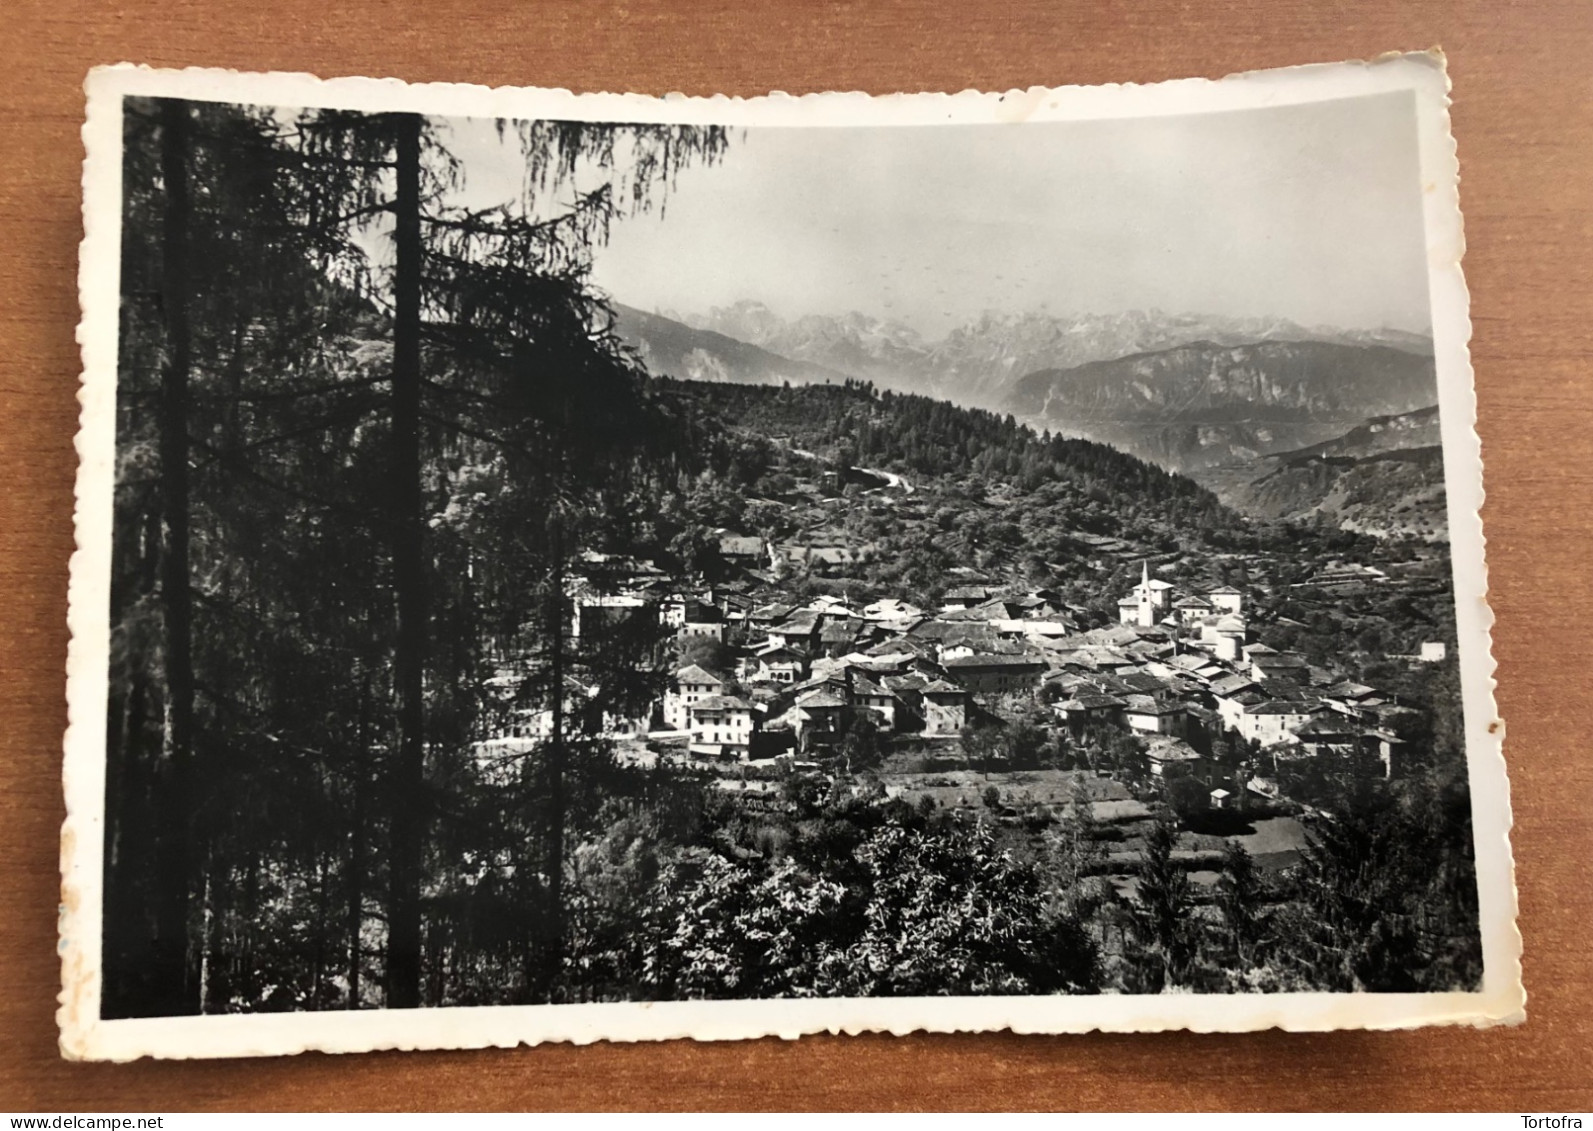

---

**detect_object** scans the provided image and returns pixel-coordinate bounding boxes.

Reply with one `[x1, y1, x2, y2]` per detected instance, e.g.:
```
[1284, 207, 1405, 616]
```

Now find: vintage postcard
[61, 53, 1522, 1060]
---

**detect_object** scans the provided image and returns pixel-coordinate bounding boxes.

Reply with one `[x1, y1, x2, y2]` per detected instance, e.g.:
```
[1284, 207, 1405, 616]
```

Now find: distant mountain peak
[656, 301, 1432, 409]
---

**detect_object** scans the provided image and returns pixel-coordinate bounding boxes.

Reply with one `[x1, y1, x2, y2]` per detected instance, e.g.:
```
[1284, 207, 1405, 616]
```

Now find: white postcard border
[61, 51, 1523, 1061]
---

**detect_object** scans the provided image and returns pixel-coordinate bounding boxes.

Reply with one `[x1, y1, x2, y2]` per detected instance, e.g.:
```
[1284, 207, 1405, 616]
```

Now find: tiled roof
[1254, 652, 1309, 667]
[1245, 699, 1318, 716]
[755, 645, 805, 661]
[776, 611, 821, 632]
[1125, 695, 1184, 715]
[944, 585, 993, 601]
[850, 672, 891, 697]
[1325, 681, 1379, 699]
[692, 695, 753, 712]
[1121, 672, 1168, 693]
[1063, 692, 1126, 710]
[1292, 715, 1359, 737]
[881, 673, 929, 692]
[675, 664, 726, 686]
[943, 653, 1044, 669]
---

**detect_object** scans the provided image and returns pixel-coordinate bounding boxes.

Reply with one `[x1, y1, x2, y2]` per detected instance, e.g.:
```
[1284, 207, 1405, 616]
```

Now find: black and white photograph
[60, 56, 1521, 1059]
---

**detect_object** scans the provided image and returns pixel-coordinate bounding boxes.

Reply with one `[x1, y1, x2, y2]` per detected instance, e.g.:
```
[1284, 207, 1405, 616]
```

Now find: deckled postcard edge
[60, 50, 1523, 1061]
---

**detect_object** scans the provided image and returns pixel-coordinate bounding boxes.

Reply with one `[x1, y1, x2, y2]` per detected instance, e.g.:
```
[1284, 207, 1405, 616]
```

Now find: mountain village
[480, 523, 1448, 824]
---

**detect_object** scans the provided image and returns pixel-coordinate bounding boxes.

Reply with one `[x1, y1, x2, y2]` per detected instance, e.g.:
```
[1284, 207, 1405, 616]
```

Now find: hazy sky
[441, 90, 1432, 339]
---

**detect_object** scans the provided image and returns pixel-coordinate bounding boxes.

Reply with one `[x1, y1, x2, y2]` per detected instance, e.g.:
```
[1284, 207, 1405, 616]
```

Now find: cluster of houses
[485, 541, 1439, 803]
[659, 591, 998, 761]
[1073, 562, 1418, 787]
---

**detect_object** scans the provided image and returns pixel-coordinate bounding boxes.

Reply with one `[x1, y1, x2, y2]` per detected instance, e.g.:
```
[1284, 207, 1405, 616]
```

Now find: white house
[657, 592, 698, 630]
[1237, 699, 1319, 746]
[687, 694, 758, 754]
[1124, 695, 1186, 736]
[1172, 594, 1214, 631]
[1208, 585, 1244, 616]
[754, 644, 808, 685]
[1214, 686, 1265, 733]
[664, 664, 726, 731]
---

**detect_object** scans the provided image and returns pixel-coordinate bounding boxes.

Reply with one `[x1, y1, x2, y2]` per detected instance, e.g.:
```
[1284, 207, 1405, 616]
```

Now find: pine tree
[1131, 812, 1193, 991]
[1215, 841, 1263, 969]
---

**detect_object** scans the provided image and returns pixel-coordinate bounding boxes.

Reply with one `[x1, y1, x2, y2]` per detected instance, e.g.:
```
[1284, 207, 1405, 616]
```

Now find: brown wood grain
[3, 0, 1590, 1111]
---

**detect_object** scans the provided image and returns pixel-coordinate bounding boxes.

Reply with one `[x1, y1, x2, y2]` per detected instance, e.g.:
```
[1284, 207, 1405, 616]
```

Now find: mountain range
[610, 300, 1445, 536]
[613, 305, 858, 388]
[1009, 339, 1440, 473]
[661, 300, 1433, 409]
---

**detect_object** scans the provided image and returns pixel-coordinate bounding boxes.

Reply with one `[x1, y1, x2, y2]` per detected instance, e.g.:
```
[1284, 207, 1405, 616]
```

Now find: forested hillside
[677, 378, 1235, 524]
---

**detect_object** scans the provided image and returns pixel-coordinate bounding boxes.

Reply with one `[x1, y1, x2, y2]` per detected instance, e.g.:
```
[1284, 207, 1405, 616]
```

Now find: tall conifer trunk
[543, 508, 567, 1000]
[154, 96, 197, 1015]
[347, 673, 369, 1009]
[385, 111, 427, 1009]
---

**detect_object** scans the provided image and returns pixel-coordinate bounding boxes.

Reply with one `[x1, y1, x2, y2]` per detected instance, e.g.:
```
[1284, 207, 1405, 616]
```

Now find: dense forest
[103, 96, 1479, 1017]
[692, 379, 1234, 516]
[104, 96, 734, 1015]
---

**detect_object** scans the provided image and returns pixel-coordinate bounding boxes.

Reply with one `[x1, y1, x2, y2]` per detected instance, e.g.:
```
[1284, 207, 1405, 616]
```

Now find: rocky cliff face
[1200, 407, 1448, 539]
[1008, 340, 1439, 474]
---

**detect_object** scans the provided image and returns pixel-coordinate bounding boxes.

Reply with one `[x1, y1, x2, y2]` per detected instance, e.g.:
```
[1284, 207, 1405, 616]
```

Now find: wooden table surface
[4, 0, 1591, 1111]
